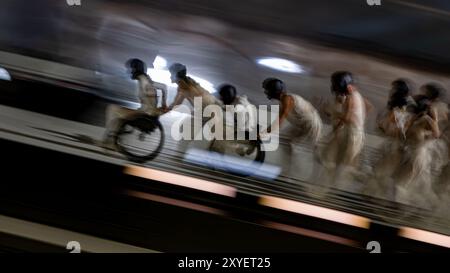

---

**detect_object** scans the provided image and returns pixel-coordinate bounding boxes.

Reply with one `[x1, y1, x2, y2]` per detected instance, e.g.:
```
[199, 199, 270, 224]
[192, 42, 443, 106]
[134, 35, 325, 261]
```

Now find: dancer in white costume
[435, 141, 450, 219]
[366, 80, 414, 200]
[422, 84, 449, 197]
[423, 84, 450, 203]
[212, 84, 258, 155]
[392, 97, 446, 208]
[261, 78, 323, 178]
[103, 58, 167, 148]
[318, 71, 372, 189]
[167, 63, 218, 112]
[261, 78, 322, 144]
[321, 72, 371, 167]
[437, 124, 450, 202]
[421, 83, 449, 130]
[216, 84, 257, 133]
[167, 63, 220, 152]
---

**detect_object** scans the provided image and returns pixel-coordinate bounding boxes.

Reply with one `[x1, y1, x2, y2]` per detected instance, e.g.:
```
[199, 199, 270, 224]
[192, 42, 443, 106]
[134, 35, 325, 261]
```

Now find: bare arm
[404, 114, 417, 135]
[425, 115, 441, 138]
[152, 82, 168, 108]
[266, 95, 294, 133]
[377, 110, 393, 134]
[139, 79, 151, 97]
[364, 98, 374, 115]
[335, 94, 354, 129]
[168, 89, 185, 110]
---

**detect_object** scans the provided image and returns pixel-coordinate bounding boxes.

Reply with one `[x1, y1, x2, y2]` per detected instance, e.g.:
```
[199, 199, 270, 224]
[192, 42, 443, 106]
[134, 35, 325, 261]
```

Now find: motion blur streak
[124, 165, 237, 197]
[261, 221, 360, 248]
[390, 0, 450, 17]
[259, 196, 371, 229]
[185, 148, 281, 179]
[125, 190, 228, 216]
[257, 58, 303, 74]
[398, 227, 450, 249]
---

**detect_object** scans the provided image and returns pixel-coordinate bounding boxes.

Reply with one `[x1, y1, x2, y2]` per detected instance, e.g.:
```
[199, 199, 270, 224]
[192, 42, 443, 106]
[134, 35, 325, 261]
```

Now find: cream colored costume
[171, 77, 220, 151]
[105, 74, 167, 138]
[275, 94, 323, 180]
[211, 95, 257, 155]
[175, 77, 218, 110]
[283, 94, 323, 145]
[393, 115, 447, 207]
[320, 91, 366, 170]
[366, 106, 412, 199]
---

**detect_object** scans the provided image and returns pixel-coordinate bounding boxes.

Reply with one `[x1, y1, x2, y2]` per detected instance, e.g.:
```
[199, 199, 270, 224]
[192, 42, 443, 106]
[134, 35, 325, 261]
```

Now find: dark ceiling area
[124, 0, 450, 74]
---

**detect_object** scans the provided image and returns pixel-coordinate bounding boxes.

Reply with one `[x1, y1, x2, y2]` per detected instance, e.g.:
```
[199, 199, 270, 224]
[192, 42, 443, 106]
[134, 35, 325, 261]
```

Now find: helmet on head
[423, 83, 445, 101]
[388, 79, 411, 110]
[391, 79, 410, 98]
[125, 58, 147, 80]
[331, 71, 354, 96]
[168, 63, 187, 83]
[218, 84, 237, 105]
[262, 78, 285, 100]
[412, 95, 431, 115]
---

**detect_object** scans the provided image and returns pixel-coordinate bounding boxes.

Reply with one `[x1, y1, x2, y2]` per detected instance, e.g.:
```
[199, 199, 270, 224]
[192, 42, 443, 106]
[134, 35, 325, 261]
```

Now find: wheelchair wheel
[114, 114, 164, 163]
[209, 133, 265, 176]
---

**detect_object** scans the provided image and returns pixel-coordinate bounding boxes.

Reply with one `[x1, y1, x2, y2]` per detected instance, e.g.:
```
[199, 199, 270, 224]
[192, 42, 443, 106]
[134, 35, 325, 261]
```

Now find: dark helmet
[391, 79, 411, 98]
[262, 78, 285, 99]
[168, 63, 187, 83]
[331, 71, 354, 95]
[388, 79, 411, 109]
[218, 84, 237, 105]
[412, 95, 431, 115]
[125, 58, 147, 80]
[422, 83, 445, 101]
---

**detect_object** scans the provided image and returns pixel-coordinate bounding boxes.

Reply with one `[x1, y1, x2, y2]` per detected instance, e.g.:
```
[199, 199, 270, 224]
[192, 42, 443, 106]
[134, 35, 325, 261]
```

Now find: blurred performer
[216, 84, 257, 133]
[424, 84, 450, 201]
[166, 63, 218, 112]
[422, 83, 449, 131]
[393, 97, 445, 207]
[261, 78, 322, 144]
[423, 84, 450, 182]
[320, 72, 371, 168]
[318, 72, 372, 188]
[167, 63, 220, 150]
[378, 79, 415, 136]
[102, 58, 167, 148]
[436, 146, 450, 203]
[261, 78, 323, 177]
[366, 80, 414, 199]
[212, 84, 257, 155]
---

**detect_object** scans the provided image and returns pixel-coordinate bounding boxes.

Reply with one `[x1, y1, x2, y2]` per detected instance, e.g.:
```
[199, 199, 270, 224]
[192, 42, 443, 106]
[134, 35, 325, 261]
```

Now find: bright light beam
[153, 55, 167, 69]
[257, 57, 303, 74]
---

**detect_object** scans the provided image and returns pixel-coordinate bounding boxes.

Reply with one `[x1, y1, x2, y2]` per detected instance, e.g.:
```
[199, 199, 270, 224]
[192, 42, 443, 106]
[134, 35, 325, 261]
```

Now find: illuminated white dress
[284, 94, 323, 145]
[436, 124, 450, 202]
[105, 75, 167, 138]
[393, 115, 447, 207]
[320, 91, 366, 170]
[365, 107, 411, 200]
[273, 94, 323, 180]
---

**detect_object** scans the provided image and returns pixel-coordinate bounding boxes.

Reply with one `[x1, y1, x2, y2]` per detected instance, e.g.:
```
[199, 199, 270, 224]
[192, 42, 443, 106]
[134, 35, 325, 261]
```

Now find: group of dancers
[103, 58, 450, 209]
